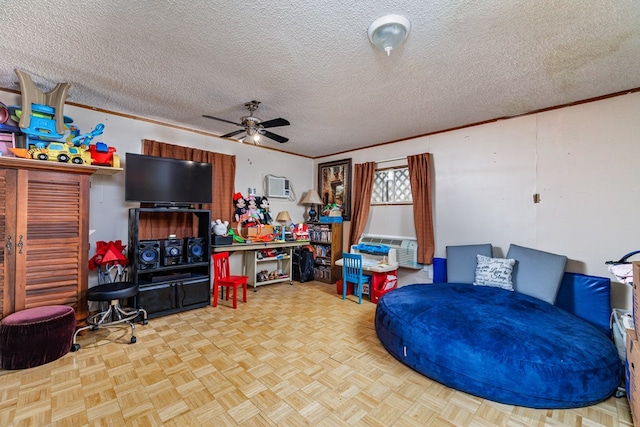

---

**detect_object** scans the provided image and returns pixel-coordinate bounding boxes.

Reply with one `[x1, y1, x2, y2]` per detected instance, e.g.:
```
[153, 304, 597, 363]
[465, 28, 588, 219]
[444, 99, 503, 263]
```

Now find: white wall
[317, 92, 640, 309]
[0, 90, 314, 283]
[4, 89, 638, 308]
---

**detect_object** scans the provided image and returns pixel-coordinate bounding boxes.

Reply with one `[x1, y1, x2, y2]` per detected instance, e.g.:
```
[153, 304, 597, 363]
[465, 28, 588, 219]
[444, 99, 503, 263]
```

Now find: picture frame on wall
[318, 158, 352, 220]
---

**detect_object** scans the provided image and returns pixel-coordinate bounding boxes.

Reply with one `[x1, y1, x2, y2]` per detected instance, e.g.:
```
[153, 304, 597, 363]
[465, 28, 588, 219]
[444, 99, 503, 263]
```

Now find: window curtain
[348, 162, 376, 248]
[408, 153, 435, 264]
[139, 139, 236, 239]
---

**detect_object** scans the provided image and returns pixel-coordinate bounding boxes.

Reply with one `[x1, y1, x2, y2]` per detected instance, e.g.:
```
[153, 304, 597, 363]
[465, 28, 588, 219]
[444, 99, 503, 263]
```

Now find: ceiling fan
[203, 100, 290, 144]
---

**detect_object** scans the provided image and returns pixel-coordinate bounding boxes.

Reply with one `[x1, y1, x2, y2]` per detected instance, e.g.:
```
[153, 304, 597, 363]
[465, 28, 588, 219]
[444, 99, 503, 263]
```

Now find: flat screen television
[125, 153, 212, 206]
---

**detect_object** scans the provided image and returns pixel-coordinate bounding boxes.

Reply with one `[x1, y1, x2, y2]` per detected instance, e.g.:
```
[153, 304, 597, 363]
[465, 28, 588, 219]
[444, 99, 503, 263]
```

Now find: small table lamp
[275, 211, 291, 240]
[300, 189, 324, 222]
[276, 211, 291, 225]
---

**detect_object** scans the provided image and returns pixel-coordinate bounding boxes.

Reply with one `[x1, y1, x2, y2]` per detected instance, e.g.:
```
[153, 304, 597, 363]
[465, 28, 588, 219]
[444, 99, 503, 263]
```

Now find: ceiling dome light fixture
[368, 14, 411, 56]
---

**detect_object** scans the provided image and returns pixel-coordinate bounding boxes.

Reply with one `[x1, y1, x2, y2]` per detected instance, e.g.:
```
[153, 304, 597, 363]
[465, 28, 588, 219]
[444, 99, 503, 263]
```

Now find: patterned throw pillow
[473, 254, 516, 291]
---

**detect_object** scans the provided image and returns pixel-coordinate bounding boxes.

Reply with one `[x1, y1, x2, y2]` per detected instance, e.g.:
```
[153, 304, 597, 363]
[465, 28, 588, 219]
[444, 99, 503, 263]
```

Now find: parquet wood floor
[0, 281, 634, 426]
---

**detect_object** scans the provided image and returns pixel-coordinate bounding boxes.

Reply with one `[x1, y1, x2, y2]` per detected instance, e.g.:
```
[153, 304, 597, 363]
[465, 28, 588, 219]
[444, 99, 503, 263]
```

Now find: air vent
[359, 235, 421, 269]
[266, 176, 290, 198]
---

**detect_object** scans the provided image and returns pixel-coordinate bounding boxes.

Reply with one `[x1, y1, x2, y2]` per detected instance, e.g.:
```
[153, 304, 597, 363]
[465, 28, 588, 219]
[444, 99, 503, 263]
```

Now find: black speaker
[185, 237, 206, 264]
[138, 240, 160, 270]
[162, 239, 183, 266]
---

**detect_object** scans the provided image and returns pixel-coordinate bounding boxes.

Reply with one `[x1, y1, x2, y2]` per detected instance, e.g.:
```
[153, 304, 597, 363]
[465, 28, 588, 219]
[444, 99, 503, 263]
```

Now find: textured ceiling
[1, 1, 639, 158]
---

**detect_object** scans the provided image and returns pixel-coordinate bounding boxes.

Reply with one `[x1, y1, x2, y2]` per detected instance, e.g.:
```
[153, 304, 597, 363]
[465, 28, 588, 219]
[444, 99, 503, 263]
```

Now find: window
[371, 166, 412, 205]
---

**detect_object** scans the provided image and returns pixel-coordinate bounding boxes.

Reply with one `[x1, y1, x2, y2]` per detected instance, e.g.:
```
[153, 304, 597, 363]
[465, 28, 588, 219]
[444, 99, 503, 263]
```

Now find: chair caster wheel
[92, 325, 99, 331]
[130, 336, 137, 344]
[142, 320, 148, 325]
[71, 343, 80, 352]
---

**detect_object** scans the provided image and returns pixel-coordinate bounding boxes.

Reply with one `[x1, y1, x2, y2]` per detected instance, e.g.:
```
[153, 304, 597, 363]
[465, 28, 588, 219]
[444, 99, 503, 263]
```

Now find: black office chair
[71, 281, 148, 351]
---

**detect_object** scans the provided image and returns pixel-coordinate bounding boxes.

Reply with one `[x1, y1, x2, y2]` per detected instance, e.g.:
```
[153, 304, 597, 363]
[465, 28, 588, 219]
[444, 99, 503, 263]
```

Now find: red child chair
[212, 252, 248, 309]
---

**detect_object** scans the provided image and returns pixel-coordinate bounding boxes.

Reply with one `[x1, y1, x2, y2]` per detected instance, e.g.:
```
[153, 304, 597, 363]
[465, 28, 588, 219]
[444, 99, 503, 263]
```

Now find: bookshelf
[308, 222, 343, 283]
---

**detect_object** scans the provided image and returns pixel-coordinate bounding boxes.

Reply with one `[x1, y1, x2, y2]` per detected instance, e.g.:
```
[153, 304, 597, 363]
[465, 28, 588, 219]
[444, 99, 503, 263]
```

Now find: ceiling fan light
[368, 14, 410, 56]
[245, 127, 261, 143]
[203, 100, 289, 144]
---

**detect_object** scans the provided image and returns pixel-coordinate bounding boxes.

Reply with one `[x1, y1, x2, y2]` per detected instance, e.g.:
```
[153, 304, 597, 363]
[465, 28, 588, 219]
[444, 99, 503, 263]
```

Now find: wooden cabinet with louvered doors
[0, 168, 17, 320]
[0, 157, 94, 322]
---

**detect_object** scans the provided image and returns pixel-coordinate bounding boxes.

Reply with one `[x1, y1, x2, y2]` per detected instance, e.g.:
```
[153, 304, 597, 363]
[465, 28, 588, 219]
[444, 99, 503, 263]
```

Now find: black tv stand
[128, 208, 211, 319]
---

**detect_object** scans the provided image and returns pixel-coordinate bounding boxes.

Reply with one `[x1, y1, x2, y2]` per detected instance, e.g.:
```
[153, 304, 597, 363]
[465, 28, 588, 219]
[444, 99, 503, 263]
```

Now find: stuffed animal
[244, 195, 260, 227]
[258, 196, 273, 225]
[212, 219, 229, 236]
[234, 192, 247, 222]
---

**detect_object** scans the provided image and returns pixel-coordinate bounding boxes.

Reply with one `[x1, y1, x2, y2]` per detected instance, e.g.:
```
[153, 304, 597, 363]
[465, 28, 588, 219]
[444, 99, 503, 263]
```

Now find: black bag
[293, 246, 315, 282]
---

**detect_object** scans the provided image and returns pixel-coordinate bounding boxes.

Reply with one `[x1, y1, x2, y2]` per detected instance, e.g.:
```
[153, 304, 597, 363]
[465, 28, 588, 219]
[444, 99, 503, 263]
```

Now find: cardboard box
[634, 262, 640, 336]
[627, 328, 640, 425]
[247, 225, 274, 237]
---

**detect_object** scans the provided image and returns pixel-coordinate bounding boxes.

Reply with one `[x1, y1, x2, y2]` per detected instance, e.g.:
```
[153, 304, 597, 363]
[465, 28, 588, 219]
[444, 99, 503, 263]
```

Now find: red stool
[0, 305, 76, 370]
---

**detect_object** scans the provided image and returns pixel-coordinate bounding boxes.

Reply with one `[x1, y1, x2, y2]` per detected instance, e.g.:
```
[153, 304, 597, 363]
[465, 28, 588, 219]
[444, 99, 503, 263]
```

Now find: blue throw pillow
[507, 244, 567, 304]
[446, 244, 493, 284]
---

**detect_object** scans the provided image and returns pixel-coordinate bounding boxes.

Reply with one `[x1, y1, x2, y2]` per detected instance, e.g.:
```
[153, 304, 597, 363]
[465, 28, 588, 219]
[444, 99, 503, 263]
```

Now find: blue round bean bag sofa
[375, 283, 622, 408]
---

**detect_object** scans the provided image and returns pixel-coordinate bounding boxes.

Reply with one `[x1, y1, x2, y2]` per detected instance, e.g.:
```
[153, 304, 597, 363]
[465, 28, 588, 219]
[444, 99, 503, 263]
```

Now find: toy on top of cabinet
[88, 141, 120, 168]
[70, 123, 104, 146]
[14, 69, 70, 137]
[7, 70, 120, 167]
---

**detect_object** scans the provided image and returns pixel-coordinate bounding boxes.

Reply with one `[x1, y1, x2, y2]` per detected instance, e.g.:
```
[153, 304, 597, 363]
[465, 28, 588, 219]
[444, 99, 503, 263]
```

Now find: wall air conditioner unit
[266, 176, 290, 198]
[358, 234, 421, 269]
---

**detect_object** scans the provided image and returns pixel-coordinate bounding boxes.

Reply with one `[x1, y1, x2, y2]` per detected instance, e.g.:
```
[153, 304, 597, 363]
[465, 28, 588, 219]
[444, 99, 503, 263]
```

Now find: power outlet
[248, 187, 257, 196]
[423, 264, 433, 279]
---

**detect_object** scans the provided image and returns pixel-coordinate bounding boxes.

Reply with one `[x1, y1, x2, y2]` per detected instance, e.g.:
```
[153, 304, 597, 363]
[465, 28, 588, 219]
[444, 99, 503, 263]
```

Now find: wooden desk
[212, 240, 305, 254]
[213, 241, 306, 290]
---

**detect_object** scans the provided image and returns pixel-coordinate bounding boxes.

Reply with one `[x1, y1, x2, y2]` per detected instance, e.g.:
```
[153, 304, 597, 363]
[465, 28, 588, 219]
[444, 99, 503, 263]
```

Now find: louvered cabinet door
[0, 169, 17, 320]
[13, 169, 90, 318]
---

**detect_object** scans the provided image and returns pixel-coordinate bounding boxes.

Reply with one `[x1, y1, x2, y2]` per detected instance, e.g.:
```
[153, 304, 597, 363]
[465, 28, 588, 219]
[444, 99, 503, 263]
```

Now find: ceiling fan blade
[259, 118, 290, 128]
[262, 130, 289, 143]
[220, 129, 246, 138]
[202, 114, 242, 126]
